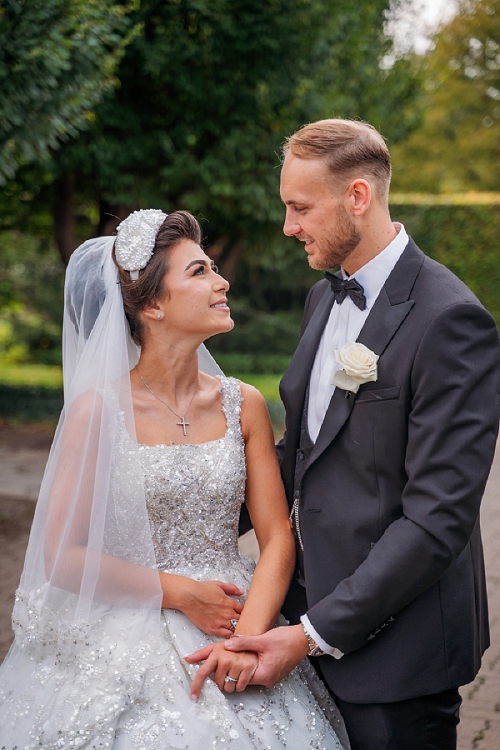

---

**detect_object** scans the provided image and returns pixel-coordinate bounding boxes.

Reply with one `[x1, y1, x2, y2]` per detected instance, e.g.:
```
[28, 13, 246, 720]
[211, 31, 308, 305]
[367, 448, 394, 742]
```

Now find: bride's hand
[177, 579, 244, 637]
[185, 642, 258, 700]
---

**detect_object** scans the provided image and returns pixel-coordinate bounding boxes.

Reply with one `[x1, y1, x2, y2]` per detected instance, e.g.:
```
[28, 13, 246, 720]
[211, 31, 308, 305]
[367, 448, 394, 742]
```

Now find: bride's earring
[156, 312, 163, 320]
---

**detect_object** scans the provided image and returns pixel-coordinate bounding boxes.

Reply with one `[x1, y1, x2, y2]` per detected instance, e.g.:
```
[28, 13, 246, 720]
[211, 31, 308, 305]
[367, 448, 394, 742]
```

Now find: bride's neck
[135, 338, 201, 397]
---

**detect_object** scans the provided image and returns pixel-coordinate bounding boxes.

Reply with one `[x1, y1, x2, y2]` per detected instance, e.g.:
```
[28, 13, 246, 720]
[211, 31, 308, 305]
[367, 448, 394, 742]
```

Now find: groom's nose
[283, 208, 301, 237]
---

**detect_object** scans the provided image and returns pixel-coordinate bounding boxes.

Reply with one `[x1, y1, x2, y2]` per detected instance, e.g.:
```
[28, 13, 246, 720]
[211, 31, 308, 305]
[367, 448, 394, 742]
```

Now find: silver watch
[301, 622, 325, 657]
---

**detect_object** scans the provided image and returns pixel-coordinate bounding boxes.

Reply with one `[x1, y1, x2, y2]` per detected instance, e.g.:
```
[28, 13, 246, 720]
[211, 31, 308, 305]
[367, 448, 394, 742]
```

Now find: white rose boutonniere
[332, 341, 379, 394]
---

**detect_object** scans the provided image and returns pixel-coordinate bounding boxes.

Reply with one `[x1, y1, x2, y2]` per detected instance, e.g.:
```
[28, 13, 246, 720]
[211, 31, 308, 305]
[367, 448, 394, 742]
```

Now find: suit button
[298, 452, 305, 461]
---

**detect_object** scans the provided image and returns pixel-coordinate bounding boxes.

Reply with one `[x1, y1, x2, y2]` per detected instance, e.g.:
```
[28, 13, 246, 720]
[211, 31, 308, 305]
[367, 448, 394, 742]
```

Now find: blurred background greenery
[1, 0, 499, 430]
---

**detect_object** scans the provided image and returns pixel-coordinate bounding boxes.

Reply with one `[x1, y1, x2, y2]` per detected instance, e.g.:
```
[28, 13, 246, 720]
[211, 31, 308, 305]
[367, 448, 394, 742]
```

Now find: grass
[0, 362, 63, 389]
[229, 374, 281, 401]
[0, 363, 283, 400]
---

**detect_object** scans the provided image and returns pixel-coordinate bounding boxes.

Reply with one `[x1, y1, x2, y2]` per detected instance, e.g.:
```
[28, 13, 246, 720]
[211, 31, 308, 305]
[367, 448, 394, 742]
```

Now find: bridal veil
[4, 232, 221, 714]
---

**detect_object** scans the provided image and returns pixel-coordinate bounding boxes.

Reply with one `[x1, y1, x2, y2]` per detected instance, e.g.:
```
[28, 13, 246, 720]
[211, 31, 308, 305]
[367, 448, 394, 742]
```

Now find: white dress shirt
[302, 223, 409, 657]
[307, 223, 409, 442]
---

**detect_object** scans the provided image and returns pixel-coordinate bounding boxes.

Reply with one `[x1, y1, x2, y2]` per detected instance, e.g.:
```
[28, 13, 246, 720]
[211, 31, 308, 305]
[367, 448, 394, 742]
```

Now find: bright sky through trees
[390, 0, 458, 54]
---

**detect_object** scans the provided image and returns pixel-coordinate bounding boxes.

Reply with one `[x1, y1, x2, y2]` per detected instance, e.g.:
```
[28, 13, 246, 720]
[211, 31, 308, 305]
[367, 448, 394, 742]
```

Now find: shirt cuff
[300, 615, 344, 659]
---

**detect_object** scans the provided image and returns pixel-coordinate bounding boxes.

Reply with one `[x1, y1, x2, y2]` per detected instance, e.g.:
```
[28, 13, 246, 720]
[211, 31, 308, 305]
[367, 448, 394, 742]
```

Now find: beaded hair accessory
[115, 209, 168, 280]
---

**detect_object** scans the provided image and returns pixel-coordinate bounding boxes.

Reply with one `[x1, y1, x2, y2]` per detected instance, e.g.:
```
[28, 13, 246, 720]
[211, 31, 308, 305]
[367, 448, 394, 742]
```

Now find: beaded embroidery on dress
[0, 377, 349, 749]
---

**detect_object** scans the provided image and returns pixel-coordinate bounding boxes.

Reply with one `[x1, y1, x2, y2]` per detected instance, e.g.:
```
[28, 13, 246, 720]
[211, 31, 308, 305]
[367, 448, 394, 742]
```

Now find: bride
[0, 209, 349, 749]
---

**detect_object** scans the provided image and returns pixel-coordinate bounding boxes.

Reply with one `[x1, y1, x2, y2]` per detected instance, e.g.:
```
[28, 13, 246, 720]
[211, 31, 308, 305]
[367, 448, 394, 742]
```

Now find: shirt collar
[341, 223, 408, 310]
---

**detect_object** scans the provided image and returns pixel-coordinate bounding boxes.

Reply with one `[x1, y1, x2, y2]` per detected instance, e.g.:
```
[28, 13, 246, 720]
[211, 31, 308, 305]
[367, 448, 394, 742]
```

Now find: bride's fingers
[184, 644, 214, 663]
[235, 663, 257, 692]
[222, 674, 239, 693]
[190, 654, 219, 701]
[213, 662, 237, 693]
[216, 602, 241, 622]
[217, 627, 234, 639]
[219, 601, 242, 620]
[217, 582, 244, 597]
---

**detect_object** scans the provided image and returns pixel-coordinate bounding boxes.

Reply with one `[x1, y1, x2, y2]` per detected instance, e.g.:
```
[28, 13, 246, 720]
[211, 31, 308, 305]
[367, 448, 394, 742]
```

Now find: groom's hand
[223, 624, 309, 688]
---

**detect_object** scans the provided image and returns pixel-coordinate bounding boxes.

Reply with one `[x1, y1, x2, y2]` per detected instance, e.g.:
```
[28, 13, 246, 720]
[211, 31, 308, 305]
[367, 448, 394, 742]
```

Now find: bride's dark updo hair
[113, 210, 202, 346]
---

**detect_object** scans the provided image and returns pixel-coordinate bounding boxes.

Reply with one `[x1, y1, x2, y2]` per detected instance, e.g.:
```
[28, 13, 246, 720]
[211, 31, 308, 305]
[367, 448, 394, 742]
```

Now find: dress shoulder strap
[219, 376, 244, 438]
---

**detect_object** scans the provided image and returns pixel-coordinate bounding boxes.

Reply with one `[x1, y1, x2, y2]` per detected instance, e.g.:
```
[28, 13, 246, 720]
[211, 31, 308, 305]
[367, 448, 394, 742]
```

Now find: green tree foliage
[0, 231, 64, 365]
[50, 0, 417, 262]
[0, 0, 421, 373]
[392, 0, 500, 192]
[0, 0, 140, 184]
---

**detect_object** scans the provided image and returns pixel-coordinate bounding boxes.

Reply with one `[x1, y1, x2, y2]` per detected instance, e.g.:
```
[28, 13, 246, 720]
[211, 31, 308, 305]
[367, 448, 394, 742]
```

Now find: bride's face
[153, 239, 234, 340]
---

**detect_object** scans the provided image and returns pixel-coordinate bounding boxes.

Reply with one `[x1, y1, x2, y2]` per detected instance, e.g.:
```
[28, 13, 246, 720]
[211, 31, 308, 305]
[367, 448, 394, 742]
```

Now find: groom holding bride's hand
[190, 119, 500, 750]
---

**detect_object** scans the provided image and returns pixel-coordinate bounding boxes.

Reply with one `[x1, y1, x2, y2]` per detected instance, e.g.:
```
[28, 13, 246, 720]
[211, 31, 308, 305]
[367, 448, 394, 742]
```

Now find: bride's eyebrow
[184, 259, 208, 271]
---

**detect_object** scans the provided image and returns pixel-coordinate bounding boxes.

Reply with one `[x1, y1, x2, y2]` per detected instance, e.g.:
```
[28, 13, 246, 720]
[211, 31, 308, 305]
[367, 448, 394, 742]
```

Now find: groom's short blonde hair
[283, 119, 392, 204]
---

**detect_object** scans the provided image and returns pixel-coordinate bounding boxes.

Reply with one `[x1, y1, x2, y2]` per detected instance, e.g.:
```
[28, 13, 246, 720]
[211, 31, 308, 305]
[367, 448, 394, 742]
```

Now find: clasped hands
[185, 624, 309, 701]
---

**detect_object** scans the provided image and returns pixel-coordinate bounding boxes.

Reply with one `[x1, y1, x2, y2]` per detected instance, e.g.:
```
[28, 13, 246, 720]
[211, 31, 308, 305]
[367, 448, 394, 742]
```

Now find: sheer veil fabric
[5, 235, 220, 710]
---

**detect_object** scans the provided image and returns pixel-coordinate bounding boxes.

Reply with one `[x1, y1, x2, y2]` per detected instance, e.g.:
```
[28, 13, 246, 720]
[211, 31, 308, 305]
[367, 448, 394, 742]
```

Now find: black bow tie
[325, 272, 367, 311]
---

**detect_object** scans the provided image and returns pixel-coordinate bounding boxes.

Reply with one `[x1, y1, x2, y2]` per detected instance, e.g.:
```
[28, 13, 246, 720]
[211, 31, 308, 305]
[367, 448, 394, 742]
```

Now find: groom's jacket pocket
[355, 386, 401, 404]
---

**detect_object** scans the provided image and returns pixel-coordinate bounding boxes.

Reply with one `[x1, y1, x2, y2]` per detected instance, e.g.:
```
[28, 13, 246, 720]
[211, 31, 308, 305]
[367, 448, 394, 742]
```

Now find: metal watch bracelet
[301, 622, 326, 657]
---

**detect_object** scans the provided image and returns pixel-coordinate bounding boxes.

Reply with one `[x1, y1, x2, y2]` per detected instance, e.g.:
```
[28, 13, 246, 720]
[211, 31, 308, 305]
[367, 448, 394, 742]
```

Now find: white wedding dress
[0, 377, 348, 749]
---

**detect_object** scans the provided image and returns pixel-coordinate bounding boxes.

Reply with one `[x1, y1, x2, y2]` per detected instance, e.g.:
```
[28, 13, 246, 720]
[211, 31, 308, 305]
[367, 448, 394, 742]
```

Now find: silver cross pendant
[177, 417, 189, 436]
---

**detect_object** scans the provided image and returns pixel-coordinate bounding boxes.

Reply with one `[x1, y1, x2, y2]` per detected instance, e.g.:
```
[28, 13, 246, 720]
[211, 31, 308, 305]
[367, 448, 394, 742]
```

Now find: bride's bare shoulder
[236, 381, 273, 440]
[238, 380, 266, 407]
[64, 389, 105, 429]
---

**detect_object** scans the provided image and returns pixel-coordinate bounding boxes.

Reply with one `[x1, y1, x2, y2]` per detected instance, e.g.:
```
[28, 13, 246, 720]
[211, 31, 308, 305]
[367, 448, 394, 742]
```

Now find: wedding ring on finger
[224, 676, 238, 684]
[229, 618, 238, 632]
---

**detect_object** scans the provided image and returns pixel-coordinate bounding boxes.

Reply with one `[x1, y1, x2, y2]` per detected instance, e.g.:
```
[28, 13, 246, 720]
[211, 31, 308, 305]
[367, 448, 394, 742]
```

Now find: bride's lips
[210, 298, 229, 310]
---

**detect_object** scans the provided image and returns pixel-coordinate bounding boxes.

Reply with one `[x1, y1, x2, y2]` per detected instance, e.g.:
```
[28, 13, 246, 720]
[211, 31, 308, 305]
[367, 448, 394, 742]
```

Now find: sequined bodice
[138, 376, 246, 574]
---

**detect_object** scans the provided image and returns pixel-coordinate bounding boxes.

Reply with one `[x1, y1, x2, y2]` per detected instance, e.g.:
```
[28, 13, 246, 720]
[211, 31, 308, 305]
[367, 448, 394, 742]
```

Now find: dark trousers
[332, 688, 462, 750]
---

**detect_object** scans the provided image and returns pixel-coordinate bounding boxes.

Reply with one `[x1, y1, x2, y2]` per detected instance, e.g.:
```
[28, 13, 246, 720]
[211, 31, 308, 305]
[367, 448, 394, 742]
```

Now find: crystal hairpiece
[115, 209, 168, 280]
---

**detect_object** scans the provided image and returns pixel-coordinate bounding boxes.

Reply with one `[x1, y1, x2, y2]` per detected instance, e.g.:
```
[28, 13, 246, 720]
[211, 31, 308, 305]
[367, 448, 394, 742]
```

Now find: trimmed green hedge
[0, 384, 288, 437]
[0, 382, 287, 433]
[207, 202, 500, 371]
[390, 203, 500, 325]
[0, 384, 63, 423]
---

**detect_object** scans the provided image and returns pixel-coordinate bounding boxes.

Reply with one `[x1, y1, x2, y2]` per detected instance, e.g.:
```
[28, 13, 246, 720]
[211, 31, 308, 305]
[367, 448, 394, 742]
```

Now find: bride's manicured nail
[190, 693, 197, 702]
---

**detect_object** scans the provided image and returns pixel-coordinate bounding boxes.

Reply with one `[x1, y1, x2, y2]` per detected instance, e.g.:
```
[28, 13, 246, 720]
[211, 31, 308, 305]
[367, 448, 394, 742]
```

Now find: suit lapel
[307, 239, 423, 468]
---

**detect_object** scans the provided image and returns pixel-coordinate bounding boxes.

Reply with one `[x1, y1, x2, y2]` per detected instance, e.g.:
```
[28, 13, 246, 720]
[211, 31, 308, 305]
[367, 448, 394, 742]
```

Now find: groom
[225, 119, 500, 748]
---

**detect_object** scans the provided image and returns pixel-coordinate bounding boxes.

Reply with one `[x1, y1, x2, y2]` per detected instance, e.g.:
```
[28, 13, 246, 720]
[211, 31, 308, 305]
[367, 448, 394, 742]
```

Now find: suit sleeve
[306, 301, 500, 654]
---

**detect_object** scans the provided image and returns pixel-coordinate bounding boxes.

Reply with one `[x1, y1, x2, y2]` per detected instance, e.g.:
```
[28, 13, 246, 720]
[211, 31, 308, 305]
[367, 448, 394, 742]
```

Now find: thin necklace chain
[135, 366, 198, 436]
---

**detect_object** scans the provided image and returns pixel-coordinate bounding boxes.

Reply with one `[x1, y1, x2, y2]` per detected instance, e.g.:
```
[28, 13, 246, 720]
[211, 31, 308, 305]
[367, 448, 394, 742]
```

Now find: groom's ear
[346, 179, 371, 216]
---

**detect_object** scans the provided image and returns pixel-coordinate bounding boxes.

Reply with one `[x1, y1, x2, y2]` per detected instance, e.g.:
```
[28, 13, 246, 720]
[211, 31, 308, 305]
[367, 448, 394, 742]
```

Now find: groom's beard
[309, 204, 361, 271]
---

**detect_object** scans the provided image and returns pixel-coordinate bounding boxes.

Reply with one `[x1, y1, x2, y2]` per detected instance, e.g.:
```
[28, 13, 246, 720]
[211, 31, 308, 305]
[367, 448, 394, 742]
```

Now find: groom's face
[280, 154, 361, 270]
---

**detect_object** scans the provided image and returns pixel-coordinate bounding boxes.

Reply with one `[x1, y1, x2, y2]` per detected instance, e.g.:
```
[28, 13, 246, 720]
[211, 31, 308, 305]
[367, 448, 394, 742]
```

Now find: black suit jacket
[278, 238, 500, 703]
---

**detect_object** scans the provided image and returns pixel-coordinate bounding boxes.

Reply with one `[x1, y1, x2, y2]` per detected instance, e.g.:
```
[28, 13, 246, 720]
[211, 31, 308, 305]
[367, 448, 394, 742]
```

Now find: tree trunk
[96, 201, 132, 237]
[207, 236, 243, 285]
[52, 174, 76, 265]
[218, 244, 243, 286]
